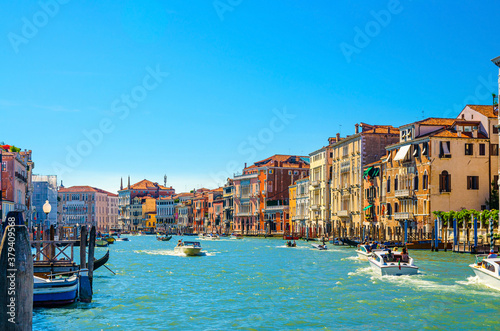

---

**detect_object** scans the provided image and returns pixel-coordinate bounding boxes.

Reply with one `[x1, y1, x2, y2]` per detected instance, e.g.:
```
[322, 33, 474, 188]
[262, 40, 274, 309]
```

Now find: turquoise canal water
[33, 236, 500, 330]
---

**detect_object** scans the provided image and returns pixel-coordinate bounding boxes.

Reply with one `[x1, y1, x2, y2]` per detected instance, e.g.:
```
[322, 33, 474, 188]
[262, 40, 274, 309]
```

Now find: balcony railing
[395, 189, 412, 198]
[311, 180, 320, 187]
[265, 205, 287, 211]
[394, 212, 414, 220]
[337, 210, 349, 217]
[310, 204, 319, 210]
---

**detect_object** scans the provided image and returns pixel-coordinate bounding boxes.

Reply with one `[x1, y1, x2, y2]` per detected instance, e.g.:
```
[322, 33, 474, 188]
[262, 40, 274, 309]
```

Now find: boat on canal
[230, 233, 243, 239]
[469, 255, 500, 290]
[368, 250, 418, 276]
[96, 239, 109, 247]
[355, 244, 383, 261]
[311, 243, 327, 250]
[175, 241, 203, 256]
[157, 234, 172, 241]
[34, 274, 79, 307]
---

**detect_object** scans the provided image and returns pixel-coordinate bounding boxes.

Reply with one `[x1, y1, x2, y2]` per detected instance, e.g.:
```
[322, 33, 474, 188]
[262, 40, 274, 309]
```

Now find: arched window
[395, 203, 399, 213]
[423, 171, 429, 190]
[387, 176, 391, 193]
[387, 203, 392, 216]
[395, 175, 399, 191]
[440, 171, 451, 193]
[414, 172, 419, 191]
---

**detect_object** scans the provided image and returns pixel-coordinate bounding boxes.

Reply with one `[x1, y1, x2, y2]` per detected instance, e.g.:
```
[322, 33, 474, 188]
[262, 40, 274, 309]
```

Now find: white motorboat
[230, 233, 243, 240]
[469, 255, 500, 290]
[206, 234, 220, 240]
[311, 243, 327, 250]
[355, 244, 383, 261]
[368, 250, 418, 276]
[174, 241, 203, 256]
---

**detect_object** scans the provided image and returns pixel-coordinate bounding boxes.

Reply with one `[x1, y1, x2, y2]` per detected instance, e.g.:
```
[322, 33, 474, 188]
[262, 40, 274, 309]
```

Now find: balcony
[265, 205, 287, 212]
[394, 212, 413, 220]
[310, 204, 319, 210]
[14, 203, 27, 211]
[337, 210, 349, 217]
[311, 180, 320, 187]
[395, 189, 412, 199]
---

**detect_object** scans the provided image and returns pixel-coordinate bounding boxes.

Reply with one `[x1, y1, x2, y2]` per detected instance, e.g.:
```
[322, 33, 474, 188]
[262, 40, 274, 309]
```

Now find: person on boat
[401, 248, 409, 263]
[177, 239, 184, 247]
[488, 249, 497, 258]
[293, 240, 296, 247]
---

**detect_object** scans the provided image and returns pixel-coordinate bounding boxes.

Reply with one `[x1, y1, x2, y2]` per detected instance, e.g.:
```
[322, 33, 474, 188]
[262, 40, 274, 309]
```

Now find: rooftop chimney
[336, 133, 340, 142]
[244, 162, 247, 168]
[472, 128, 478, 138]
[355, 123, 359, 134]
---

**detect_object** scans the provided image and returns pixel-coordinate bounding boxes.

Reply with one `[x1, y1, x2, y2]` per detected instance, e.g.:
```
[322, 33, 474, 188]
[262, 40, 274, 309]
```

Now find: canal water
[33, 236, 499, 330]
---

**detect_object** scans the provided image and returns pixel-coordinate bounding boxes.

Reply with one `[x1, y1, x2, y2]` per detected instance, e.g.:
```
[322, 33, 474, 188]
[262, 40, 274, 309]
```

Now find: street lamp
[43, 200, 51, 231]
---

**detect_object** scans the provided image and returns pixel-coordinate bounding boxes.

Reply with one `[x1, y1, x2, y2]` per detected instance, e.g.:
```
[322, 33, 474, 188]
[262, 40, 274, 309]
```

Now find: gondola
[93, 250, 110, 271]
[157, 235, 173, 241]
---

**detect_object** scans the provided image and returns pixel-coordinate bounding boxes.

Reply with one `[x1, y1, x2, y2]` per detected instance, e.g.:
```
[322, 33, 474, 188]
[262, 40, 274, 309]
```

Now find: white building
[295, 177, 309, 235]
[156, 197, 176, 232]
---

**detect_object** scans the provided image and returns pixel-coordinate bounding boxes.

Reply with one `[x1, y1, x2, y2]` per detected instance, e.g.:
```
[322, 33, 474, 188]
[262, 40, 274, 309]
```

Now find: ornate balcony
[311, 180, 320, 187]
[395, 189, 412, 199]
[394, 212, 413, 220]
[337, 210, 349, 217]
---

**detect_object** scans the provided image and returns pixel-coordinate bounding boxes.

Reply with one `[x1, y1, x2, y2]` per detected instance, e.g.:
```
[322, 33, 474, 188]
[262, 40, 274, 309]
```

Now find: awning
[363, 167, 373, 177]
[393, 145, 411, 161]
[363, 205, 373, 211]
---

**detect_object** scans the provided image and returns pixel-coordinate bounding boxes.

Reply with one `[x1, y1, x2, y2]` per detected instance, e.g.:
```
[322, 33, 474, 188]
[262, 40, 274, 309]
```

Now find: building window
[387, 176, 391, 193]
[269, 169, 273, 174]
[394, 175, 399, 191]
[491, 144, 499, 156]
[422, 142, 429, 157]
[467, 176, 479, 190]
[494, 175, 499, 191]
[465, 143, 473, 156]
[387, 203, 392, 216]
[423, 171, 429, 190]
[414, 173, 419, 191]
[479, 144, 486, 156]
[494, 126, 499, 134]
[439, 171, 451, 193]
[440, 141, 451, 158]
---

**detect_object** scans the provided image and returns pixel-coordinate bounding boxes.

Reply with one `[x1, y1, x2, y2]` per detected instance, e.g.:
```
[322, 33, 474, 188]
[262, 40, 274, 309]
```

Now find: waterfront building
[140, 196, 157, 231]
[295, 177, 310, 236]
[106, 192, 119, 232]
[234, 155, 310, 235]
[58, 186, 108, 230]
[288, 183, 296, 235]
[362, 161, 384, 229]
[309, 142, 334, 237]
[222, 179, 234, 232]
[0, 148, 34, 224]
[156, 197, 176, 232]
[32, 175, 58, 228]
[381, 114, 497, 236]
[330, 124, 400, 232]
[207, 188, 224, 233]
[192, 193, 208, 233]
[177, 201, 193, 233]
[118, 177, 175, 231]
[145, 212, 156, 231]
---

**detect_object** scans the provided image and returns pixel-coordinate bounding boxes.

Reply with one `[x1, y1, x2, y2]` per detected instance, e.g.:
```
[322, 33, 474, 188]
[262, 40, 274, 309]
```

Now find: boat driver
[488, 249, 497, 259]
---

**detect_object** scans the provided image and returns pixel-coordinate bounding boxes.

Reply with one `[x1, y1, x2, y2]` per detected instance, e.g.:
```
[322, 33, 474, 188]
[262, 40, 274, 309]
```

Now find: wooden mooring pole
[0, 212, 33, 331]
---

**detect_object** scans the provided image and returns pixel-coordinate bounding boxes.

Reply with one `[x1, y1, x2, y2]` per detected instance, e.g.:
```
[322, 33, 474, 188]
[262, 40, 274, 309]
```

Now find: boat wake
[134, 249, 216, 257]
[341, 256, 362, 262]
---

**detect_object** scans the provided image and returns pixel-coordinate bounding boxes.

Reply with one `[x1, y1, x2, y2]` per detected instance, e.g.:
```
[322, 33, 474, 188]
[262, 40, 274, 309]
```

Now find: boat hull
[356, 250, 370, 261]
[33, 276, 79, 307]
[470, 265, 500, 290]
[369, 259, 418, 276]
[175, 246, 202, 256]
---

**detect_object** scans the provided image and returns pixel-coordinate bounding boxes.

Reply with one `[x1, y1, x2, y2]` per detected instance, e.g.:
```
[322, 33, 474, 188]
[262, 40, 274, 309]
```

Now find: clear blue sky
[1, 0, 499, 194]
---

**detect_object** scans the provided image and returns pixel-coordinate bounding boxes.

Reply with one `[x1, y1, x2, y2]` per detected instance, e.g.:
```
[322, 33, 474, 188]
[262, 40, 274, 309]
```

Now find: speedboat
[206, 234, 220, 240]
[356, 244, 383, 261]
[33, 275, 79, 307]
[230, 233, 243, 240]
[368, 250, 418, 276]
[469, 255, 500, 290]
[311, 243, 327, 250]
[174, 241, 203, 256]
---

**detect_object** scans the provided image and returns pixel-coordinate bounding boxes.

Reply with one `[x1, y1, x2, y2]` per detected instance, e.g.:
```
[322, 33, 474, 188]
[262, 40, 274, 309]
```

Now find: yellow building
[145, 212, 157, 230]
[288, 184, 297, 235]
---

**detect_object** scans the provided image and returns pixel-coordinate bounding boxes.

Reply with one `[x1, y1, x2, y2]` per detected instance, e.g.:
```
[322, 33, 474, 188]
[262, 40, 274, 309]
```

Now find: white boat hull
[175, 246, 202, 256]
[369, 259, 418, 276]
[356, 250, 370, 261]
[470, 265, 500, 290]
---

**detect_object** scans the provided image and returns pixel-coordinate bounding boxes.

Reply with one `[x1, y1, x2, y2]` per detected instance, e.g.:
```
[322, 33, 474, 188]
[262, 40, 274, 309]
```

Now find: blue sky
[1, 0, 499, 194]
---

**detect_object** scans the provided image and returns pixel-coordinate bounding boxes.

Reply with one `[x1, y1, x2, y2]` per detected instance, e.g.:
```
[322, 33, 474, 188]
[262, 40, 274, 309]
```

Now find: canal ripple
[33, 236, 500, 330]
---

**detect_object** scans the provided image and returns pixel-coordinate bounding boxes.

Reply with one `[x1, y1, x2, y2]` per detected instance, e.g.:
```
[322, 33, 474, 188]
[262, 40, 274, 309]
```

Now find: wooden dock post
[80, 226, 87, 269]
[88, 226, 96, 287]
[49, 225, 55, 260]
[0, 215, 33, 330]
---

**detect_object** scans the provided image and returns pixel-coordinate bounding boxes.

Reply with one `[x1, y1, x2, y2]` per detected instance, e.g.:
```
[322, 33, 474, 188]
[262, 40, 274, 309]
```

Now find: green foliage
[174, 198, 180, 203]
[486, 180, 499, 210]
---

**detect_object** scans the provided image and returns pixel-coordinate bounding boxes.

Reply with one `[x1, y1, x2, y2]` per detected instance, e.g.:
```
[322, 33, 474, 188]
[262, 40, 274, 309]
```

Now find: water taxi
[311, 243, 327, 250]
[230, 233, 243, 240]
[175, 241, 203, 256]
[355, 244, 383, 261]
[368, 250, 418, 276]
[469, 254, 500, 290]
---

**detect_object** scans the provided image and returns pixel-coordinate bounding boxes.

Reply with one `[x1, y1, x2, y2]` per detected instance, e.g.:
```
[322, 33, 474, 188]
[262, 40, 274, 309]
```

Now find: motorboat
[368, 250, 418, 276]
[206, 234, 220, 240]
[174, 241, 203, 256]
[286, 241, 297, 247]
[230, 233, 243, 240]
[157, 235, 172, 241]
[33, 275, 79, 307]
[311, 243, 327, 250]
[356, 244, 383, 261]
[116, 237, 129, 241]
[469, 255, 500, 290]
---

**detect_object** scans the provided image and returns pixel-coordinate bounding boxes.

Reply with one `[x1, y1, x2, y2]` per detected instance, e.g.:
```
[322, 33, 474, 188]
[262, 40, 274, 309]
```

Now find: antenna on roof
[422, 110, 424, 119]
[164, 174, 167, 187]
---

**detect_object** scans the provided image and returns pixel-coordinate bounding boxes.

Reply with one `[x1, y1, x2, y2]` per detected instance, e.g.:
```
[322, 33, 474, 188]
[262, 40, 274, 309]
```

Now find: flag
[398, 260, 401, 270]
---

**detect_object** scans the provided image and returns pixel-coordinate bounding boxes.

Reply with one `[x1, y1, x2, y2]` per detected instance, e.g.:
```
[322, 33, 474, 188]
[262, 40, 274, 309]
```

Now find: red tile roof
[128, 179, 172, 190]
[432, 129, 488, 139]
[359, 123, 399, 134]
[466, 105, 498, 118]
[245, 154, 310, 170]
[414, 118, 459, 126]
